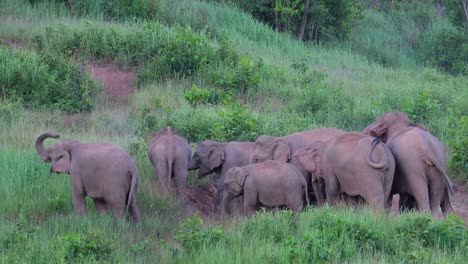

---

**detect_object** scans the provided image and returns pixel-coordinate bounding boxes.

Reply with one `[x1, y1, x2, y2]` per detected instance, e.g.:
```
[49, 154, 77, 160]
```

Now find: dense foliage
[0, 47, 99, 112]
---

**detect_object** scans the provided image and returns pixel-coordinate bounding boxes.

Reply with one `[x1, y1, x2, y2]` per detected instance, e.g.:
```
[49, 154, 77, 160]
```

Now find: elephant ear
[52, 150, 71, 174]
[208, 144, 225, 171]
[367, 119, 388, 138]
[273, 140, 291, 162]
[296, 143, 324, 175]
[234, 167, 248, 187]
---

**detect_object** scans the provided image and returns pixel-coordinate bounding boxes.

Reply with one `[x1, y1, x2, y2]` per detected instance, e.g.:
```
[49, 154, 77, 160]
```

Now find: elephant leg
[242, 193, 257, 217]
[324, 175, 340, 205]
[72, 188, 86, 215]
[174, 160, 188, 203]
[93, 198, 109, 214]
[427, 168, 444, 219]
[129, 198, 141, 223]
[155, 161, 171, 193]
[405, 169, 431, 214]
[107, 194, 126, 219]
[312, 178, 325, 206]
[362, 188, 385, 211]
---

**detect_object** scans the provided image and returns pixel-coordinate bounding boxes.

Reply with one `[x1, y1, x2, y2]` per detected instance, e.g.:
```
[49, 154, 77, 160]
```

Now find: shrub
[447, 114, 468, 173]
[183, 84, 229, 107]
[0, 99, 22, 123]
[209, 56, 263, 94]
[420, 24, 468, 75]
[64, 229, 114, 261]
[209, 101, 259, 142]
[173, 212, 224, 253]
[0, 47, 100, 112]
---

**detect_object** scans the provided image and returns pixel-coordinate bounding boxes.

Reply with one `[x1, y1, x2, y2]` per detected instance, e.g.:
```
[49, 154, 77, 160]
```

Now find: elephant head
[224, 167, 248, 198]
[250, 135, 291, 164]
[363, 112, 431, 143]
[293, 142, 326, 178]
[188, 141, 224, 178]
[35, 133, 78, 174]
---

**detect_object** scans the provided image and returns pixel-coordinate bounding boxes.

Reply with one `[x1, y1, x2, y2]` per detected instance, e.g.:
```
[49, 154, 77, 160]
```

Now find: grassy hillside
[0, 0, 467, 263]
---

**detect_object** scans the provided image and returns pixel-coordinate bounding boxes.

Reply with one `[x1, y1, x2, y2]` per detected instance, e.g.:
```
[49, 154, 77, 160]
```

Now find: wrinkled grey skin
[223, 161, 309, 216]
[148, 127, 191, 202]
[363, 112, 453, 218]
[250, 128, 346, 202]
[36, 133, 140, 222]
[294, 133, 395, 211]
[188, 140, 255, 214]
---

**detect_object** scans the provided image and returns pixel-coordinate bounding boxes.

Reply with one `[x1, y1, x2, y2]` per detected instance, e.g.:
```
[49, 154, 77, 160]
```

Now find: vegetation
[0, 0, 467, 262]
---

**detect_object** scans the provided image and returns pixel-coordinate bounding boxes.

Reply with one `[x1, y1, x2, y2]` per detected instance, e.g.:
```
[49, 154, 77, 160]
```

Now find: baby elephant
[148, 127, 191, 201]
[36, 132, 140, 222]
[223, 160, 309, 216]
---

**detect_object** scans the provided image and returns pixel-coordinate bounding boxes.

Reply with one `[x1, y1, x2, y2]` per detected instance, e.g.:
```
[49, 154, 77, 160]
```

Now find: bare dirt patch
[452, 184, 468, 225]
[186, 184, 217, 219]
[84, 64, 136, 97]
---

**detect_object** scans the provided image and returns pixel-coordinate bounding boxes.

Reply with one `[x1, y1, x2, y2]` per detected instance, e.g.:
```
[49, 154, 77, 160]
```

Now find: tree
[297, 0, 310, 40]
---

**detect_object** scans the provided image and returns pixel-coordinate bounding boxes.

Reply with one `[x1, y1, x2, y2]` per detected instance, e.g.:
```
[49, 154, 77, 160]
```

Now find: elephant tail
[367, 138, 388, 169]
[126, 164, 139, 212]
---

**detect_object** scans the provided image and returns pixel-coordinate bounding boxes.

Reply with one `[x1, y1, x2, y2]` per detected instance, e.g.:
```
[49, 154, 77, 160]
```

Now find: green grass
[0, 0, 467, 262]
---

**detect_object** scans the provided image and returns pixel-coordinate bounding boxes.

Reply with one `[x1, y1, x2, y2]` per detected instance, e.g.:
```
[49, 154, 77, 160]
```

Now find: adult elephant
[294, 133, 395, 210]
[35, 132, 140, 222]
[249, 128, 346, 200]
[148, 127, 191, 202]
[363, 112, 453, 218]
[188, 140, 255, 214]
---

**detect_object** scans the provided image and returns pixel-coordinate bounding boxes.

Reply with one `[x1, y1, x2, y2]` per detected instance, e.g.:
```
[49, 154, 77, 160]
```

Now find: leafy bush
[0, 47, 100, 112]
[0, 99, 22, 123]
[209, 101, 259, 141]
[447, 114, 468, 174]
[173, 212, 224, 253]
[64, 229, 114, 261]
[420, 24, 468, 75]
[183, 84, 229, 107]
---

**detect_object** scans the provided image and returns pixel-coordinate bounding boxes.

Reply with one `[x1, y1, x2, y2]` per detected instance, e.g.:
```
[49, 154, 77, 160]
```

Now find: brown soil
[452, 184, 468, 225]
[84, 64, 136, 97]
[185, 184, 217, 219]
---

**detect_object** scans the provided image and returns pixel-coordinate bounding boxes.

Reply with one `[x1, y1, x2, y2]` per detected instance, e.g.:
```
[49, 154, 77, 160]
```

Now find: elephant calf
[223, 161, 309, 216]
[148, 127, 191, 201]
[36, 132, 140, 222]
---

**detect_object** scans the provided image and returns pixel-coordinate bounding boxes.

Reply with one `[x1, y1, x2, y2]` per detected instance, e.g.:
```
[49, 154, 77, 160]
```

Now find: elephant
[363, 112, 453, 218]
[188, 140, 255, 214]
[293, 132, 395, 210]
[35, 132, 140, 222]
[148, 127, 191, 202]
[223, 160, 309, 216]
[249, 128, 346, 201]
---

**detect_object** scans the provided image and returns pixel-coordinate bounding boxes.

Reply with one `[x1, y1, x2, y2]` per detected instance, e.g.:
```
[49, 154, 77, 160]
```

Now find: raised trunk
[297, 0, 310, 40]
[35, 132, 60, 162]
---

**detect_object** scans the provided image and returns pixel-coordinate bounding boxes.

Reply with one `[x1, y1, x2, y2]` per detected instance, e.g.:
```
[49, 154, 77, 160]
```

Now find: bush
[242, 210, 298, 243]
[173, 212, 224, 253]
[447, 113, 468, 173]
[0, 99, 22, 123]
[183, 84, 229, 107]
[64, 229, 114, 261]
[0, 47, 100, 112]
[420, 24, 468, 75]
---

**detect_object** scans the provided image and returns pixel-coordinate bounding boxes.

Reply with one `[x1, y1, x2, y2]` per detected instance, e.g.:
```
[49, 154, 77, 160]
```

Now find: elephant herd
[35, 112, 453, 222]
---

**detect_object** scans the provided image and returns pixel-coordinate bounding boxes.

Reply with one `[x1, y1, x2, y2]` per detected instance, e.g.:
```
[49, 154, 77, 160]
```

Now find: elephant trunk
[35, 132, 60, 162]
[367, 138, 387, 169]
